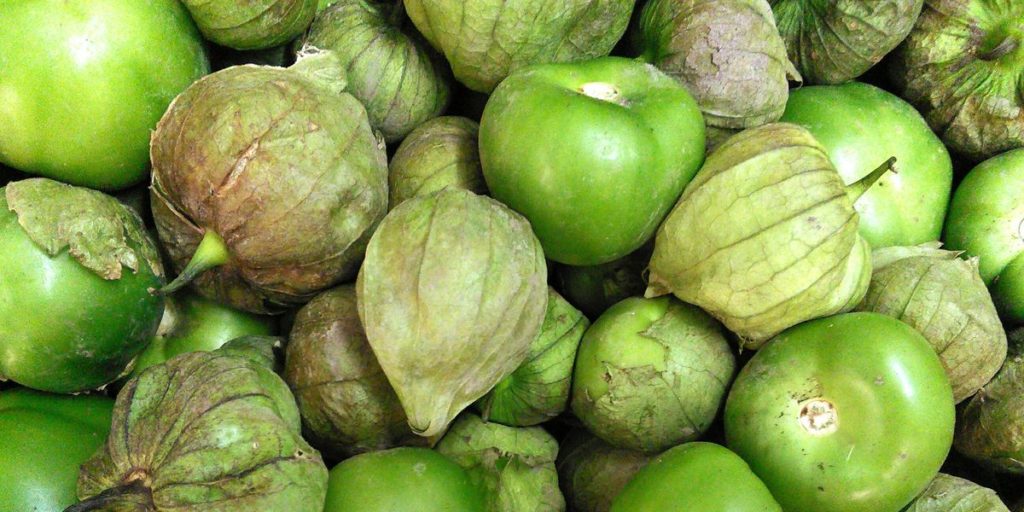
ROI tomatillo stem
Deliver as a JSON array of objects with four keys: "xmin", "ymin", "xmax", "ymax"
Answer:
[
  {"xmin": 159, "ymin": 230, "xmax": 230, "ymax": 295},
  {"xmin": 979, "ymin": 35, "xmax": 1019, "ymax": 61},
  {"xmin": 847, "ymin": 156, "xmax": 897, "ymax": 203}
]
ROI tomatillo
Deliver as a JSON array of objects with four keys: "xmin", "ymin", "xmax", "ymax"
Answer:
[
  {"xmin": 0, "ymin": 0, "xmax": 209, "ymax": 190},
  {"xmin": 0, "ymin": 388, "xmax": 113, "ymax": 512},
  {"xmin": 725, "ymin": 312, "xmax": 955, "ymax": 512},
  {"xmin": 130, "ymin": 293, "xmax": 276, "ymax": 377},
  {"xmin": 944, "ymin": 148, "xmax": 1024, "ymax": 324},
  {"xmin": 610, "ymin": 442, "xmax": 781, "ymax": 512},
  {"xmin": 323, "ymin": 447, "xmax": 485, "ymax": 512},
  {"xmin": 780, "ymin": 82, "xmax": 953, "ymax": 248},
  {"xmin": 480, "ymin": 56, "xmax": 706, "ymax": 266},
  {"xmin": 0, "ymin": 179, "xmax": 165, "ymax": 393}
]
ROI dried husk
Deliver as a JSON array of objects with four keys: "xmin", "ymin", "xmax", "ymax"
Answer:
[
  {"xmin": 955, "ymin": 329, "xmax": 1024, "ymax": 474},
  {"xmin": 556, "ymin": 430, "xmax": 653, "ymax": 512},
  {"xmin": 646, "ymin": 123, "xmax": 876, "ymax": 347},
  {"xmin": 182, "ymin": 0, "xmax": 318, "ymax": 50},
  {"xmin": 150, "ymin": 52, "xmax": 388, "ymax": 314},
  {"xmin": 475, "ymin": 288, "xmax": 588, "ymax": 427},
  {"xmin": 303, "ymin": 0, "xmax": 450, "ymax": 143},
  {"xmin": 388, "ymin": 116, "xmax": 486, "ymax": 209},
  {"xmin": 770, "ymin": 0, "xmax": 924, "ymax": 84},
  {"xmin": 356, "ymin": 188, "xmax": 548, "ymax": 437},
  {"xmin": 903, "ymin": 473, "xmax": 1008, "ymax": 512},
  {"xmin": 890, "ymin": 0, "xmax": 1024, "ymax": 161},
  {"xmin": 636, "ymin": 0, "xmax": 800, "ymax": 131},
  {"xmin": 72, "ymin": 348, "xmax": 328, "ymax": 511},
  {"xmin": 570, "ymin": 297, "xmax": 736, "ymax": 452},
  {"xmin": 284, "ymin": 285, "xmax": 424, "ymax": 461},
  {"xmin": 857, "ymin": 243, "xmax": 1007, "ymax": 402},
  {"xmin": 435, "ymin": 413, "xmax": 565, "ymax": 512},
  {"xmin": 403, "ymin": 0, "xmax": 634, "ymax": 92}
]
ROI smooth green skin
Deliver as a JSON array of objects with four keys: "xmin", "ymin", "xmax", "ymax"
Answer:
[
  {"xmin": 131, "ymin": 294, "xmax": 275, "ymax": 377},
  {"xmin": 323, "ymin": 447, "xmax": 486, "ymax": 512},
  {"xmin": 0, "ymin": 389, "xmax": 113, "ymax": 512},
  {"xmin": 0, "ymin": 206, "xmax": 164, "ymax": 393},
  {"xmin": 610, "ymin": 442, "xmax": 781, "ymax": 512},
  {"xmin": 725, "ymin": 313, "xmax": 955, "ymax": 512},
  {"xmin": 0, "ymin": 0, "xmax": 208, "ymax": 190},
  {"xmin": 944, "ymin": 148, "xmax": 1024, "ymax": 324},
  {"xmin": 480, "ymin": 57, "xmax": 706, "ymax": 266},
  {"xmin": 780, "ymin": 82, "xmax": 953, "ymax": 248}
]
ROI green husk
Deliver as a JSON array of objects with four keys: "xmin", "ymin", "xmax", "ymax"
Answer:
[
  {"xmin": 646, "ymin": 123, "xmax": 881, "ymax": 347},
  {"xmin": 435, "ymin": 413, "xmax": 565, "ymax": 512},
  {"xmin": 903, "ymin": 473, "xmax": 1008, "ymax": 512},
  {"xmin": 475, "ymin": 288, "xmax": 588, "ymax": 427},
  {"xmin": 302, "ymin": 0, "xmax": 450, "ymax": 143},
  {"xmin": 182, "ymin": 0, "xmax": 318, "ymax": 50},
  {"xmin": 356, "ymin": 188, "xmax": 548, "ymax": 437},
  {"xmin": 388, "ymin": 116, "xmax": 486, "ymax": 208},
  {"xmin": 556, "ymin": 430, "xmax": 653, "ymax": 512},
  {"xmin": 770, "ymin": 0, "xmax": 924, "ymax": 84},
  {"xmin": 72, "ymin": 346, "xmax": 328, "ymax": 511},
  {"xmin": 857, "ymin": 244, "xmax": 1007, "ymax": 402},
  {"xmin": 403, "ymin": 0, "xmax": 634, "ymax": 92}
]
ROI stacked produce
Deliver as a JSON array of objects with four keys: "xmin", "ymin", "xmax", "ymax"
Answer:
[{"xmin": 1, "ymin": 0, "xmax": 1023, "ymax": 511}]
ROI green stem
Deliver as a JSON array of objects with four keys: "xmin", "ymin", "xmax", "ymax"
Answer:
[
  {"xmin": 64, "ymin": 480, "xmax": 154, "ymax": 512},
  {"xmin": 846, "ymin": 157, "xmax": 897, "ymax": 203},
  {"xmin": 159, "ymin": 230, "xmax": 230, "ymax": 295},
  {"xmin": 979, "ymin": 34, "xmax": 1019, "ymax": 61}
]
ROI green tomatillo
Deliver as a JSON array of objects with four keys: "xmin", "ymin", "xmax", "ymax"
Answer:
[
  {"xmin": 944, "ymin": 148, "xmax": 1024, "ymax": 325},
  {"xmin": 0, "ymin": 179, "xmax": 165, "ymax": 393},
  {"xmin": 725, "ymin": 312, "xmax": 956, "ymax": 512},
  {"xmin": 181, "ymin": 0, "xmax": 318, "ymax": 50},
  {"xmin": 131, "ymin": 293, "xmax": 276, "ymax": 378},
  {"xmin": 780, "ymin": 82, "xmax": 953, "ymax": 248},
  {"xmin": 556, "ymin": 430, "xmax": 653, "ymax": 512},
  {"xmin": 610, "ymin": 442, "xmax": 781, "ymax": 512},
  {"xmin": 0, "ymin": 389, "xmax": 113, "ymax": 512},
  {"xmin": 0, "ymin": 0, "xmax": 209, "ymax": 190},
  {"xmin": 480, "ymin": 56, "xmax": 706, "ymax": 266},
  {"xmin": 903, "ymin": 473, "xmax": 1008, "ymax": 512},
  {"xmin": 388, "ymin": 116, "xmax": 486, "ymax": 209}
]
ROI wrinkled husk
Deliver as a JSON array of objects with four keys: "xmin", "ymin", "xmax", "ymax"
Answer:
[
  {"xmin": 356, "ymin": 188, "xmax": 548, "ymax": 437},
  {"xmin": 555, "ymin": 246, "xmax": 650, "ymax": 320},
  {"xmin": 636, "ymin": 0, "xmax": 800, "ymax": 131},
  {"xmin": 890, "ymin": 0, "xmax": 1024, "ymax": 161},
  {"xmin": 570, "ymin": 298, "xmax": 736, "ymax": 452},
  {"xmin": 73, "ymin": 348, "xmax": 328, "ymax": 511},
  {"xmin": 857, "ymin": 244, "xmax": 1007, "ymax": 402},
  {"xmin": 182, "ymin": 0, "xmax": 318, "ymax": 50},
  {"xmin": 475, "ymin": 288, "xmax": 588, "ymax": 427},
  {"xmin": 403, "ymin": 0, "xmax": 634, "ymax": 92},
  {"xmin": 435, "ymin": 413, "xmax": 565, "ymax": 512},
  {"xmin": 218, "ymin": 335, "xmax": 284, "ymax": 373},
  {"xmin": 956, "ymin": 329, "xmax": 1024, "ymax": 474},
  {"xmin": 556, "ymin": 430, "xmax": 652, "ymax": 512},
  {"xmin": 770, "ymin": 0, "xmax": 924, "ymax": 84},
  {"xmin": 646, "ymin": 123, "xmax": 873, "ymax": 347},
  {"xmin": 151, "ymin": 52, "xmax": 388, "ymax": 314},
  {"xmin": 284, "ymin": 285, "xmax": 424, "ymax": 461},
  {"xmin": 903, "ymin": 473, "xmax": 1008, "ymax": 512},
  {"xmin": 303, "ymin": 0, "xmax": 450, "ymax": 143},
  {"xmin": 388, "ymin": 116, "xmax": 486, "ymax": 208}
]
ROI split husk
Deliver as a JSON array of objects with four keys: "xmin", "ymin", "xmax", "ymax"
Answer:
[
  {"xmin": 356, "ymin": 188, "xmax": 548, "ymax": 437},
  {"xmin": 150, "ymin": 51, "xmax": 388, "ymax": 314}
]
